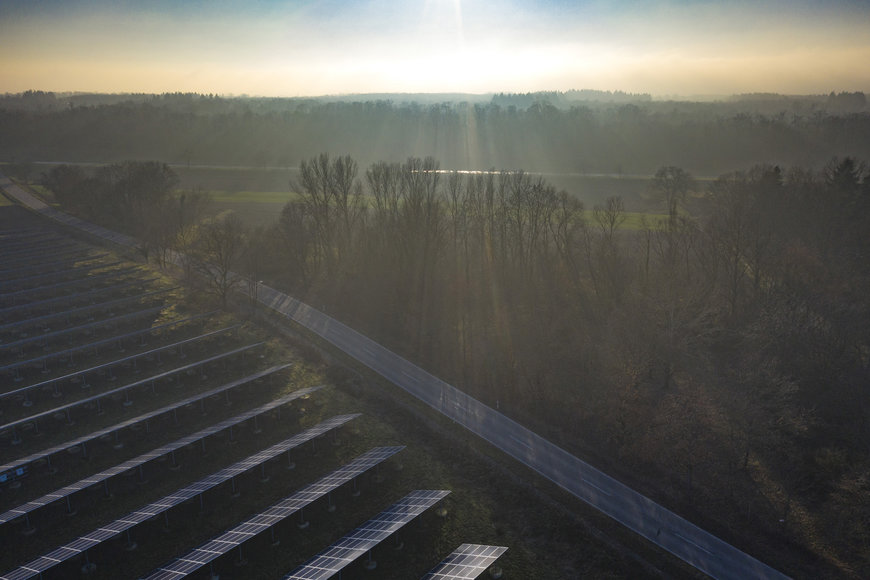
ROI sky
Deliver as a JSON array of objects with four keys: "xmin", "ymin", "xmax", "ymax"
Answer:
[{"xmin": 1, "ymin": 0, "xmax": 869, "ymax": 98}]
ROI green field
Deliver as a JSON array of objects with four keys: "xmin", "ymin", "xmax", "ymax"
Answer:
[
  {"xmin": 209, "ymin": 190, "xmax": 299, "ymax": 225},
  {"xmin": 209, "ymin": 189, "xmax": 673, "ymax": 230},
  {"xmin": 209, "ymin": 190, "xmax": 299, "ymax": 204},
  {"xmin": 9, "ymin": 162, "xmax": 686, "ymax": 228}
]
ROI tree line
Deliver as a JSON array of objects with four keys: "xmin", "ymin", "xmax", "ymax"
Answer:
[
  {"xmin": 40, "ymin": 153, "xmax": 870, "ymax": 577},
  {"xmin": 281, "ymin": 154, "xmax": 868, "ymax": 577},
  {"xmin": 3, "ymin": 91, "xmax": 869, "ymax": 176}
]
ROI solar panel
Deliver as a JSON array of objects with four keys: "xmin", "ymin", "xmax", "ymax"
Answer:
[
  {"xmin": 0, "ymin": 248, "xmax": 94, "ymax": 273},
  {"xmin": 0, "ymin": 229, "xmax": 64, "ymax": 243},
  {"xmin": 1, "ymin": 304, "xmax": 164, "ymax": 352},
  {"xmin": 0, "ymin": 363, "xmax": 293, "ymax": 483},
  {"xmin": 421, "ymin": 544, "xmax": 508, "ymax": 580},
  {"xmin": 143, "ymin": 446, "xmax": 405, "ymax": 580},
  {"xmin": 0, "ymin": 226, "xmax": 56, "ymax": 239},
  {"xmin": 0, "ymin": 287, "xmax": 175, "ymax": 336},
  {"xmin": 0, "ymin": 384, "xmax": 321, "ymax": 527},
  {"xmin": 0, "ymin": 260, "xmax": 123, "ymax": 292},
  {"xmin": 0, "ymin": 415, "xmax": 359, "ymax": 580},
  {"xmin": 0, "ymin": 239, "xmax": 70, "ymax": 258},
  {"xmin": 0, "ymin": 277, "xmax": 159, "ymax": 318},
  {"xmin": 0, "ymin": 342, "xmax": 265, "ymax": 442},
  {"xmin": 1, "ymin": 321, "xmax": 240, "ymax": 393},
  {"xmin": 2, "ymin": 183, "xmax": 138, "ymax": 249},
  {"xmin": 0, "ymin": 229, "xmax": 69, "ymax": 247},
  {"xmin": 0, "ymin": 266, "xmax": 138, "ymax": 303},
  {"xmin": 283, "ymin": 490, "xmax": 451, "ymax": 580}
]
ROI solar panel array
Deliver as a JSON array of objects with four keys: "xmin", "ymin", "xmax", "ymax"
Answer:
[
  {"xmin": 0, "ymin": 265, "xmax": 138, "ymax": 303},
  {"xmin": 143, "ymin": 446, "xmax": 405, "ymax": 580},
  {"xmin": 0, "ymin": 260, "xmax": 123, "ymax": 293},
  {"xmin": 1, "ymin": 304, "xmax": 164, "ymax": 352},
  {"xmin": 0, "ymin": 320, "xmax": 239, "ymax": 379},
  {"xmin": 0, "ymin": 385, "xmax": 321, "ymax": 527},
  {"xmin": 0, "ymin": 228, "xmax": 62, "ymax": 246},
  {"xmin": 0, "ymin": 342, "xmax": 265, "ymax": 442},
  {"xmin": 0, "ymin": 415, "xmax": 360, "ymax": 580},
  {"xmin": 1, "ymin": 319, "xmax": 240, "ymax": 405},
  {"xmin": 421, "ymin": 544, "xmax": 508, "ymax": 580},
  {"xmin": 0, "ymin": 363, "xmax": 293, "ymax": 483},
  {"xmin": 0, "ymin": 278, "xmax": 157, "ymax": 318},
  {"xmin": 0, "ymin": 180, "xmax": 136, "ymax": 248},
  {"xmin": 283, "ymin": 489, "xmax": 451, "ymax": 580},
  {"xmin": 0, "ymin": 249, "xmax": 96, "ymax": 275},
  {"xmin": 1, "ymin": 179, "xmax": 508, "ymax": 579},
  {"xmin": 0, "ymin": 287, "xmax": 174, "ymax": 335}
]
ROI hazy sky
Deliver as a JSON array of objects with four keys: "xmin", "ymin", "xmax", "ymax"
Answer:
[{"xmin": 1, "ymin": 0, "xmax": 869, "ymax": 97}]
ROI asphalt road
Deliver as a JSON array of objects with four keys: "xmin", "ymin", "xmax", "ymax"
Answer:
[{"xmin": 1, "ymin": 173, "xmax": 790, "ymax": 580}]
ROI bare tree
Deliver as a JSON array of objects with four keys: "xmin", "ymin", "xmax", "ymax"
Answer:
[
  {"xmin": 294, "ymin": 153, "xmax": 365, "ymax": 276},
  {"xmin": 651, "ymin": 165, "xmax": 692, "ymax": 219},
  {"xmin": 707, "ymin": 166, "xmax": 778, "ymax": 318},
  {"xmin": 593, "ymin": 195, "xmax": 626, "ymax": 242},
  {"xmin": 191, "ymin": 211, "xmax": 247, "ymax": 308},
  {"xmin": 276, "ymin": 201, "xmax": 316, "ymax": 292}
]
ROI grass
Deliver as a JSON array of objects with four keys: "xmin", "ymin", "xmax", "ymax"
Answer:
[
  {"xmin": 583, "ymin": 210, "xmax": 670, "ymax": 230},
  {"xmin": 205, "ymin": 188, "xmax": 678, "ymax": 231},
  {"xmin": 25, "ymin": 184, "xmax": 56, "ymax": 203},
  {"xmin": 208, "ymin": 190, "xmax": 299, "ymax": 204},
  {"xmin": 206, "ymin": 190, "xmax": 299, "ymax": 225}
]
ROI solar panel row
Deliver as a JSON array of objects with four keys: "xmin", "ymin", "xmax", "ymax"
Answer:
[
  {"xmin": 0, "ymin": 181, "xmax": 133, "ymax": 247},
  {"xmin": 0, "ymin": 414, "xmax": 360, "ymax": 580},
  {"xmin": 0, "ymin": 247, "xmax": 93, "ymax": 273},
  {"xmin": 0, "ymin": 323, "xmax": 245, "ymax": 406},
  {"xmin": 421, "ymin": 544, "xmax": 508, "ymax": 580},
  {"xmin": 0, "ymin": 287, "xmax": 175, "ymax": 335},
  {"xmin": 0, "ymin": 385, "xmax": 321, "ymax": 527},
  {"xmin": 0, "ymin": 363, "xmax": 294, "ymax": 480},
  {"xmin": 0, "ymin": 225, "xmax": 45, "ymax": 234},
  {"xmin": 0, "ymin": 241, "xmax": 75, "ymax": 260},
  {"xmin": 283, "ymin": 489, "xmax": 451, "ymax": 580},
  {"xmin": 0, "ymin": 278, "xmax": 158, "ymax": 318},
  {"xmin": 144, "ymin": 446, "xmax": 405, "ymax": 580},
  {"xmin": 0, "ymin": 265, "xmax": 138, "ymax": 302},
  {"xmin": 0, "ymin": 260, "xmax": 123, "ymax": 292},
  {"xmin": 0, "ymin": 227, "xmax": 54, "ymax": 240},
  {"xmin": 0, "ymin": 228, "xmax": 68, "ymax": 246},
  {"xmin": 0, "ymin": 342, "xmax": 265, "ymax": 442},
  {"xmin": 1, "ymin": 322, "xmax": 241, "ymax": 390},
  {"xmin": 1, "ymin": 304, "xmax": 164, "ymax": 352},
  {"xmin": 47, "ymin": 209, "xmax": 138, "ymax": 248}
]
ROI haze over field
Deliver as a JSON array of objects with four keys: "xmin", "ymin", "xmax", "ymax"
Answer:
[{"xmin": 1, "ymin": 0, "xmax": 869, "ymax": 97}]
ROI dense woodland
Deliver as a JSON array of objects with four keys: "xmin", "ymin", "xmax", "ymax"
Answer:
[
  {"xmin": 33, "ymin": 148, "xmax": 870, "ymax": 577},
  {"xmin": 2, "ymin": 90, "xmax": 869, "ymax": 176}
]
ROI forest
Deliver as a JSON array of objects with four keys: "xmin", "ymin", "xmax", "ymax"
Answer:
[
  {"xmin": 3, "ymin": 89, "xmax": 869, "ymax": 576},
  {"xmin": 29, "ymin": 147, "xmax": 870, "ymax": 577},
  {"xmin": 1, "ymin": 89, "xmax": 869, "ymax": 176}
]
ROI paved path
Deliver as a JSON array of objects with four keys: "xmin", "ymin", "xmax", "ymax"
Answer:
[{"xmin": 0, "ymin": 173, "xmax": 789, "ymax": 579}]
